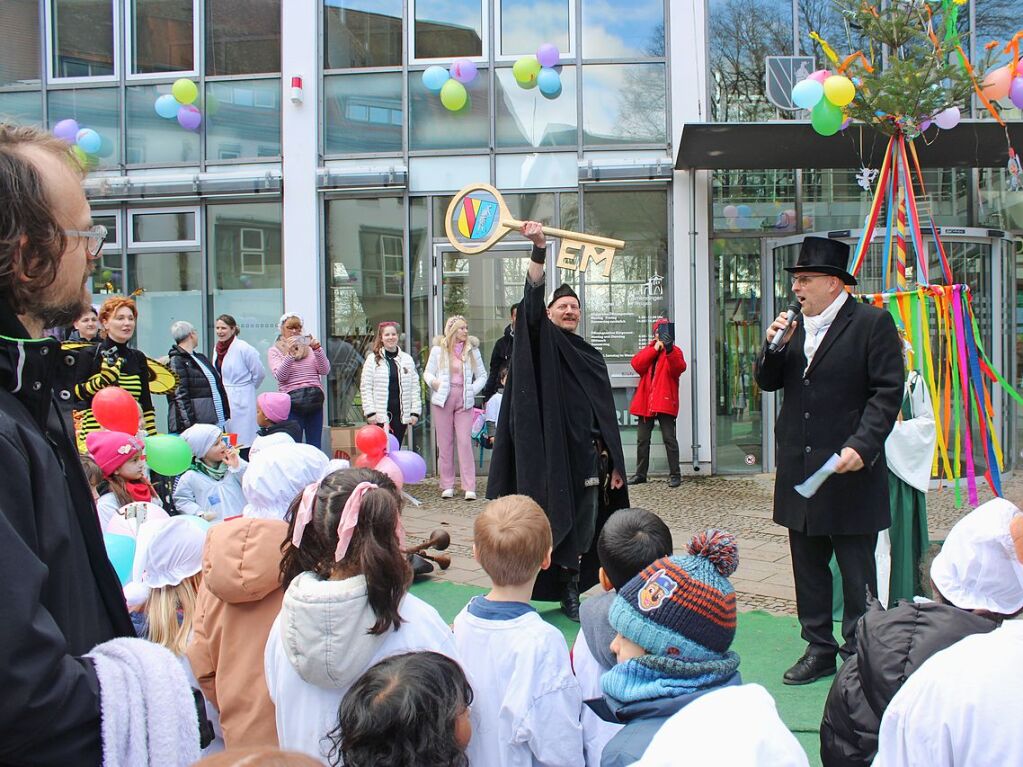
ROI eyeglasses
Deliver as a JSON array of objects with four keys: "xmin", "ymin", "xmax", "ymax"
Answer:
[
  {"xmin": 65, "ymin": 224, "xmax": 108, "ymax": 258},
  {"xmin": 791, "ymin": 274, "xmax": 829, "ymax": 287}
]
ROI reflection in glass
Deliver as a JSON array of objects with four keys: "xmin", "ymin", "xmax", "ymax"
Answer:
[
  {"xmin": 0, "ymin": 91, "xmax": 43, "ymax": 127},
  {"xmin": 126, "ymin": 84, "xmax": 199, "ymax": 165},
  {"xmin": 500, "ymin": 0, "xmax": 569, "ymax": 55},
  {"xmin": 710, "ymin": 0, "xmax": 792, "ymax": 122},
  {"xmin": 326, "ymin": 197, "xmax": 406, "ymax": 425},
  {"xmin": 324, "ymin": 73, "xmax": 402, "ymax": 154},
  {"xmin": 53, "ymin": 0, "xmax": 115, "ymax": 77},
  {"xmin": 414, "ymin": 0, "xmax": 483, "ymax": 59},
  {"xmin": 712, "ymin": 169, "xmax": 796, "ymax": 234},
  {"xmin": 207, "ymin": 202, "xmax": 282, "ymax": 396},
  {"xmin": 580, "ymin": 189, "xmax": 669, "ymax": 363},
  {"xmin": 582, "ymin": 64, "xmax": 666, "ymax": 145},
  {"xmin": 324, "ymin": 0, "xmax": 402, "ymax": 68},
  {"xmin": 409, "ymin": 70, "xmax": 490, "ymax": 150},
  {"xmin": 978, "ymin": 167, "xmax": 1023, "ymax": 231},
  {"xmin": 0, "ymin": 1, "xmax": 40, "ymax": 85},
  {"xmin": 495, "ymin": 67, "xmax": 577, "ymax": 148},
  {"xmin": 89, "ymin": 213, "xmax": 122, "ymax": 300},
  {"xmin": 582, "ymin": 0, "xmax": 663, "ymax": 58},
  {"xmin": 131, "ymin": 0, "xmax": 194, "ymax": 74},
  {"xmin": 132, "ymin": 211, "xmax": 196, "ymax": 242},
  {"xmin": 409, "ymin": 197, "xmax": 430, "ymax": 456},
  {"xmin": 206, "ymin": 0, "xmax": 281, "ymax": 75},
  {"xmin": 48, "ymin": 88, "xmax": 120, "ymax": 169},
  {"xmin": 974, "ymin": 0, "xmax": 1020, "ymax": 120},
  {"xmin": 206, "ymin": 79, "xmax": 282, "ymax": 160}
]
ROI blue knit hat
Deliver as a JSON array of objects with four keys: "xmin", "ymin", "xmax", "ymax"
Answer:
[{"xmin": 609, "ymin": 530, "xmax": 739, "ymax": 658}]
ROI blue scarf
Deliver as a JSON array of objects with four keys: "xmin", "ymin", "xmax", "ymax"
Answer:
[{"xmin": 601, "ymin": 650, "xmax": 740, "ymax": 704}]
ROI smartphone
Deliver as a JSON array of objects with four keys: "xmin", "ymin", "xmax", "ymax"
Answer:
[{"xmin": 657, "ymin": 321, "xmax": 675, "ymax": 345}]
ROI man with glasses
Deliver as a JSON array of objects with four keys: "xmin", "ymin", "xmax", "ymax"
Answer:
[{"xmin": 755, "ymin": 236, "xmax": 903, "ymax": 685}]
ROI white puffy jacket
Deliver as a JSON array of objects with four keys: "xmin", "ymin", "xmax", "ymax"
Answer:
[
  {"xmin": 360, "ymin": 350, "xmax": 422, "ymax": 425},
  {"xmin": 423, "ymin": 336, "xmax": 487, "ymax": 410}
]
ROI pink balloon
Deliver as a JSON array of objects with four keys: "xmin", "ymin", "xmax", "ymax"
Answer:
[
  {"xmin": 373, "ymin": 455, "xmax": 404, "ymax": 490},
  {"xmin": 390, "ymin": 450, "xmax": 427, "ymax": 485},
  {"xmin": 809, "ymin": 69, "xmax": 830, "ymax": 84},
  {"xmin": 982, "ymin": 65, "xmax": 1013, "ymax": 102},
  {"xmin": 449, "ymin": 58, "xmax": 477, "ymax": 84}
]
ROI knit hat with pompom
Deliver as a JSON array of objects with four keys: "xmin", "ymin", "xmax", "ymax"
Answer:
[{"xmin": 609, "ymin": 529, "xmax": 739, "ymax": 657}]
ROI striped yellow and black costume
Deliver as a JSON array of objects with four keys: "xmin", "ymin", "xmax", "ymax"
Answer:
[{"xmin": 74, "ymin": 339, "xmax": 157, "ymax": 452}]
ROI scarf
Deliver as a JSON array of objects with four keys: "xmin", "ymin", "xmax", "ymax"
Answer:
[
  {"xmin": 192, "ymin": 458, "xmax": 228, "ymax": 482},
  {"xmin": 802, "ymin": 290, "xmax": 848, "ymax": 374},
  {"xmin": 214, "ymin": 335, "xmax": 234, "ymax": 371},
  {"xmin": 125, "ymin": 479, "xmax": 153, "ymax": 503},
  {"xmin": 601, "ymin": 650, "xmax": 740, "ymax": 704}
]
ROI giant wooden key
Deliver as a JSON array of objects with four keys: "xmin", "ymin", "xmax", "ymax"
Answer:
[{"xmin": 444, "ymin": 183, "xmax": 626, "ymax": 277}]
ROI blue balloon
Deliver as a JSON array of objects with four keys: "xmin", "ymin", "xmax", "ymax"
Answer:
[
  {"xmin": 154, "ymin": 94, "xmax": 180, "ymax": 119},
  {"xmin": 75, "ymin": 128, "xmax": 102, "ymax": 155},
  {"xmin": 103, "ymin": 533, "xmax": 136, "ymax": 586},
  {"xmin": 791, "ymin": 78, "xmax": 824, "ymax": 110},
  {"xmin": 736, "ymin": 204, "xmax": 753, "ymax": 218},
  {"xmin": 422, "ymin": 65, "xmax": 450, "ymax": 93},
  {"xmin": 537, "ymin": 68, "xmax": 562, "ymax": 98}
]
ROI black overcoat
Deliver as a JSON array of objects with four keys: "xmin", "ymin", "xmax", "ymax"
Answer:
[{"xmin": 754, "ymin": 297, "xmax": 903, "ymax": 535}]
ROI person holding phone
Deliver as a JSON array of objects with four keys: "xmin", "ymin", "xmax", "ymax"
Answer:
[
  {"xmin": 268, "ymin": 313, "xmax": 330, "ymax": 451},
  {"xmin": 628, "ymin": 318, "xmax": 687, "ymax": 488}
]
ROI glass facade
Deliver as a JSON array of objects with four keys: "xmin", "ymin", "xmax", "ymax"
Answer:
[
  {"xmin": 206, "ymin": 0, "xmax": 281, "ymax": 76},
  {"xmin": 413, "ymin": 0, "xmax": 483, "ymax": 59},
  {"xmin": 1, "ymin": 1, "xmax": 41, "ymax": 86},
  {"xmin": 324, "ymin": 0, "xmax": 402, "ymax": 69},
  {"xmin": 52, "ymin": 0, "xmax": 115, "ymax": 78},
  {"xmin": 130, "ymin": 0, "xmax": 194, "ymax": 75}
]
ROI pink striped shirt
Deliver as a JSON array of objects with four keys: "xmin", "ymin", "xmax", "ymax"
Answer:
[{"xmin": 268, "ymin": 345, "xmax": 331, "ymax": 393}]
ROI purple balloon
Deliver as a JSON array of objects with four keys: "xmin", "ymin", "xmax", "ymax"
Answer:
[
  {"xmin": 536, "ymin": 43, "xmax": 560, "ymax": 69},
  {"xmin": 919, "ymin": 118, "xmax": 933, "ymax": 132},
  {"xmin": 1010, "ymin": 76, "xmax": 1023, "ymax": 110},
  {"xmin": 390, "ymin": 450, "xmax": 427, "ymax": 485},
  {"xmin": 840, "ymin": 117, "xmax": 851, "ymax": 131},
  {"xmin": 386, "ymin": 431, "xmax": 400, "ymax": 454},
  {"xmin": 53, "ymin": 118, "xmax": 80, "ymax": 143},
  {"xmin": 177, "ymin": 105, "xmax": 202, "ymax": 131},
  {"xmin": 450, "ymin": 58, "xmax": 477, "ymax": 84}
]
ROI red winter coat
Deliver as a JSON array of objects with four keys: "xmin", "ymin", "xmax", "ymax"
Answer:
[{"xmin": 629, "ymin": 343, "xmax": 687, "ymax": 418}]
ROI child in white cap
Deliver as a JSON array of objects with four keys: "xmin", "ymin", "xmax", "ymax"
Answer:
[{"xmin": 173, "ymin": 424, "xmax": 247, "ymax": 522}]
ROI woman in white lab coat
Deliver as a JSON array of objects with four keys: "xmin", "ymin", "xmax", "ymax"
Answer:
[{"xmin": 213, "ymin": 314, "xmax": 266, "ymax": 446}]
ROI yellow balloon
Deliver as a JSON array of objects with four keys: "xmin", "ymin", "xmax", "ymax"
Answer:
[
  {"xmin": 440, "ymin": 79, "xmax": 468, "ymax": 111},
  {"xmin": 823, "ymin": 75, "xmax": 855, "ymax": 107},
  {"xmin": 172, "ymin": 78, "xmax": 199, "ymax": 105}
]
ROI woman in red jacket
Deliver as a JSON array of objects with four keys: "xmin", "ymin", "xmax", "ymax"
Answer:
[{"xmin": 629, "ymin": 318, "xmax": 687, "ymax": 487}]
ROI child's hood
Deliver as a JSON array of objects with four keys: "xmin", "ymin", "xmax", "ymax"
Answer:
[
  {"xmin": 278, "ymin": 571, "xmax": 386, "ymax": 688},
  {"xmin": 202, "ymin": 518, "xmax": 287, "ymax": 604}
]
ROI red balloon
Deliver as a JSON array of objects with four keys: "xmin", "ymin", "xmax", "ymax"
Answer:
[
  {"xmin": 354, "ymin": 452, "xmax": 375, "ymax": 469},
  {"xmin": 355, "ymin": 425, "xmax": 388, "ymax": 456},
  {"xmin": 92, "ymin": 387, "xmax": 140, "ymax": 434}
]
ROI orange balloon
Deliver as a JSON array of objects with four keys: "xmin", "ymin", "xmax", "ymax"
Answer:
[{"xmin": 982, "ymin": 65, "xmax": 1013, "ymax": 102}]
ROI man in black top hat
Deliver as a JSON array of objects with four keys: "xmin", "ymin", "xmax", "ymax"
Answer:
[
  {"xmin": 755, "ymin": 236, "xmax": 903, "ymax": 685},
  {"xmin": 487, "ymin": 221, "xmax": 629, "ymax": 621}
]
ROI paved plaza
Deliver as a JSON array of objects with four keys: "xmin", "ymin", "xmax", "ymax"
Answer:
[{"xmin": 402, "ymin": 471, "xmax": 1023, "ymax": 614}]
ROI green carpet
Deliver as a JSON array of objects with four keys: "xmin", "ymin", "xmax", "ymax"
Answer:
[{"xmin": 411, "ymin": 580, "xmax": 829, "ymax": 767}]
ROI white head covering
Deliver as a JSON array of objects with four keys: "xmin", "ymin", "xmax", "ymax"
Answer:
[
  {"xmin": 242, "ymin": 443, "xmax": 330, "ymax": 520},
  {"xmin": 139, "ymin": 516, "xmax": 206, "ymax": 588},
  {"xmin": 248, "ymin": 431, "xmax": 295, "ymax": 458},
  {"xmin": 122, "ymin": 516, "xmax": 170, "ymax": 608},
  {"xmin": 930, "ymin": 497, "xmax": 1023, "ymax": 614},
  {"xmin": 279, "ymin": 312, "xmax": 303, "ymax": 328},
  {"xmin": 180, "ymin": 423, "xmax": 222, "ymax": 460}
]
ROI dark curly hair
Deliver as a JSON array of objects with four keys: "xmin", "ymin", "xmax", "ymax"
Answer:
[
  {"xmin": 0, "ymin": 124, "xmax": 82, "ymax": 318},
  {"xmin": 279, "ymin": 467, "xmax": 411, "ymax": 634},
  {"xmin": 327, "ymin": 651, "xmax": 473, "ymax": 767}
]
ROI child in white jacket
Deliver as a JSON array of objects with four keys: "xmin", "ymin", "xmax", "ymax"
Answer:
[{"xmin": 174, "ymin": 424, "xmax": 246, "ymax": 522}]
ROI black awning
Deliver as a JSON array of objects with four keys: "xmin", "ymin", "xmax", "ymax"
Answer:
[{"xmin": 675, "ymin": 120, "xmax": 1023, "ymax": 170}]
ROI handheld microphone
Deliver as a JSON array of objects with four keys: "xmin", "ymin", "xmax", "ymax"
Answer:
[{"xmin": 768, "ymin": 301, "xmax": 801, "ymax": 352}]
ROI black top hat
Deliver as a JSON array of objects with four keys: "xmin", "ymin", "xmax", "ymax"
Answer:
[{"xmin": 784, "ymin": 236, "xmax": 857, "ymax": 286}]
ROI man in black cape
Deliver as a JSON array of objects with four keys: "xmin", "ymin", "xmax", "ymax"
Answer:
[{"xmin": 487, "ymin": 221, "xmax": 629, "ymax": 620}]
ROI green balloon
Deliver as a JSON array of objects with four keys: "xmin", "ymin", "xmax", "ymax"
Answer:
[
  {"xmin": 811, "ymin": 99, "xmax": 843, "ymax": 136},
  {"xmin": 440, "ymin": 79, "xmax": 468, "ymax": 111},
  {"xmin": 145, "ymin": 434, "xmax": 193, "ymax": 476}
]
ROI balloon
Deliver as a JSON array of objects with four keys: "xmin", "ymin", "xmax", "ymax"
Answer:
[
  {"xmin": 423, "ymin": 65, "xmax": 450, "ymax": 92},
  {"xmin": 172, "ymin": 78, "xmax": 199, "ymax": 105},
  {"xmin": 93, "ymin": 387, "xmax": 141, "ymax": 433},
  {"xmin": 810, "ymin": 98, "xmax": 843, "ymax": 136},
  {"xmin": 440, "ymin": 79, "xmax": 468, "ymax": 111},
  {"xmin": 791, "ymin": 78, "xmax": 824, "ymax": 109},
  {"xmin": 100, "ymin": 268, "xmax": 113, "ymax": 281},
  {"xmin": 390, "ymin": 450, "xmax": 427, "ymax": 485},
  {"xmin": 373, "ymin": 455, "xmax": 404, "ymax": 490},
  {"xmin": 97, "ymin": 134, "xmax": 115, "ymax": 158},
  {"xmin": 512, "ymin": 55, "xmax": 541, "ymax": 86},
  {"xmin": 919, "ymin": 118, "xmax": 933, "ymax": 132},
  {"xmin": 537, "ymin": 43, "xmax": 560, "ymax": 68},
  {"xmin": 177, "ymin": 105, "xmax": 202, "ymax": 131},
  {"xmin": 808, "ymin": 69, "xmax": 830, "ymax": 84},
  {"xmin": 840, "ymin": 117, "xmax": 851, "ymax": 131},
  {"xmin": 823, "ymin": 75, "xmax": 855, "ymax": 107},
  {"xmin": 537, "ymin": 68, "xmax": 562, "ymax": 98},
  {"xmin": 981, "ymin": 65, "xmax": 1012, "ymax": 102},
  {"xmin": 53, "ymin": 118, "xmax": 79, "ymax": 143},
  {"xmin": 144, "ymin": 434, "xmax": 193, "ymax": 476},
  {"xmin": 1010, "ymin": 77, "xmax": 1023, "ymax": 110},
  {"xmin": 154, "ymin": 93, "xmax": 180, "ymax": 119},
  {"xmin": 933, "ymin": 106, "xmax": 960, "ymax": 130},
  {"xmin": 355, "ymin": 424, "xmax": 388, "ymax": 455},
  {"xmin": 75, "ymin": 128, "xmax": 101, "ymax": 155},
  {"xmin": 70, "ymin": 145, "xmax": 92, "ymax": 169},
  {"xmin": 386, "ymin": 432, "xmax": 400, "ymax": 454},
  {"xmin": 450, "ymin": 58, "xmax": 477, "ymax": 84},
  {"xmin": 722, "ymin": 205, "xmax": 738, "ymax": 218},
  {"xmin": 354, "ymin": 452, "xmax": 375, "ymax": 469},
  {"xmin": 103, "ymin": 533, "xmax": 136, "ymax": 585},
  {"xmin": 736, "ymin": 204, "xmax": 752, "ymax": 218}
]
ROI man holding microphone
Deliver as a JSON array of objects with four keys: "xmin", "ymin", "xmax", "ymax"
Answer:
[{"xmin": 755, "ymin": 237, "xmax": 903, "ymax": 685}]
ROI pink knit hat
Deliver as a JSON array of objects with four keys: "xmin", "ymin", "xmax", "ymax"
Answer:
[
  {"xmin": 86, "ymin": 430, "xmax": 145, "ymax": 477},
  {"xmin": 258, "ymin": 391, "xmax": 292, "ymax": 423}
]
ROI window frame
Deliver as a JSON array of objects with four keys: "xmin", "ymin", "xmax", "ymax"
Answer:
[
  {"xmin": 124, "ymin": 0, "xmax": 201, "ymax": 81},
  {"xmin": 127, "ymin": 206, "xmax": 201, "ymax": 249},
  {"xmin": 492, "ymin": 0, "xmax": 575, "ymax": 62},
  {"xmin": 45, "ymin": 0, "xmax": 121, "ymax": 84},
  {"xmin": 408, "ymin": 0, "xmax": 489, "ymax": 65}
]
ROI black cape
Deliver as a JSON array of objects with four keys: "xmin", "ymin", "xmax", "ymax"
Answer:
[{"xmin": 487, "ymin": 276, "xmax": 629, "ymax": 600}]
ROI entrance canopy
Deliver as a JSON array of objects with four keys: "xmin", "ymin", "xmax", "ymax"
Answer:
[{"xmin": 675, "ymin": 120, "xmax": 1023, "ymax": 170}]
